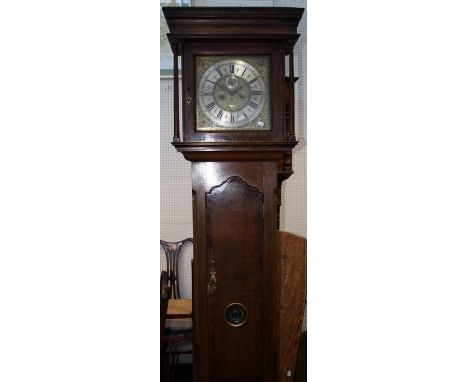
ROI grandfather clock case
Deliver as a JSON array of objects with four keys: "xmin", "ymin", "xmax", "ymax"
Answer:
[{"xmin": 163, "ymin": 7, "xmax": 304, "ymax": 382}]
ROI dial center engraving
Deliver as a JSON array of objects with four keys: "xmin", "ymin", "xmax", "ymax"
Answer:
[{"xmin": 214, "ymin": 75, "xmax": 251, "ymax": 112}]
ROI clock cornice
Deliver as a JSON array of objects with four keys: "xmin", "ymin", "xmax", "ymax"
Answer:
[{"xmin": 163, "ymin": 7, "xmax": 304, "ymax": 38}]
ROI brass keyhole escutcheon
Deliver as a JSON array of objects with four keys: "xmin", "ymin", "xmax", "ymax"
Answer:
[
  {"xmin": 185, "ymin": 96, "xmax": 192, "ymax": 105},
  {"xmin": 207, "ymin": 270, "xmax": 217, "ymax": 295}
]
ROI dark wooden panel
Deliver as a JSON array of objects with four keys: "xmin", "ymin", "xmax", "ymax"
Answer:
[
  {"xmin": 206, "ymin": 176, "xmax": 264, "ymax": 382},
  {"xmin": 191, "ymin": 161, "xmax": 278, "ymax": 382}
]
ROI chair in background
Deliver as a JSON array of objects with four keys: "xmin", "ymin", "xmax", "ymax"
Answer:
[
  {"xmin": 160, "ymin": 238, "xmax": 193, "ymax": 299},
  {"xmin": 160, "ymin": 238, "xmax": 194, "ymax": 380},
  {"xmin": 160, "ymin": 271, "xmax": 171, "ymax": 382},
  {"xmin": 161, "ymin": 270, "xmax": 193, "ymax": 382},
  {"xmin": 160, "ymin": 238, "xmax": 193, "ymax": 324},
  {"xmin": 278, "ymin": 231, "xmax": 307, "ymax": 381}
]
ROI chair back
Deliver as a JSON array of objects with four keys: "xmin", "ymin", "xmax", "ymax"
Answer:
[{"xmin": 160, "ymin": 238, "xmax": 193, "ymax": 299}]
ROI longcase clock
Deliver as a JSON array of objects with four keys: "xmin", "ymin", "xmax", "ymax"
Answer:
[{"xmin": 163, "ymin": 7, "xmax": 304, "ymax": 382}]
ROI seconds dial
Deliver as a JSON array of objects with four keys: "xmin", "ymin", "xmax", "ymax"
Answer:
[{"xmin": 198, "ymin": 59, "xmax": 266, "ymax": 129}]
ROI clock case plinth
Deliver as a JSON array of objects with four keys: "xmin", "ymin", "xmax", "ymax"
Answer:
[{"xmin": 163, "ymin": 7, "xmax": 304, "ymax": 382}]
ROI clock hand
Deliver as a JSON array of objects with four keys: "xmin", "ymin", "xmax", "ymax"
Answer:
[
  {"xmin": 237, "ymin": 83, "xmax": 249, "ymax": 92},
  {"xmin": 217, "ymin": 81, "xmax": 239, "ymax": 98},
  {"xmin": 215, "ymin": 81, "xmax": 228, "ymax": 92}
]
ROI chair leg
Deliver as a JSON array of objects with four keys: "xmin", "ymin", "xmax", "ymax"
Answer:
[
  {"xmin": 169, "ymin": 348, "xmax": 176, "ymax": 382},
  {"xmin": 161, "ymin": 345, "xmax": 170, "ymax": 382},
  {"xmin": 175, "ymin": 354, "xmax": 180, "ymax": 381}
]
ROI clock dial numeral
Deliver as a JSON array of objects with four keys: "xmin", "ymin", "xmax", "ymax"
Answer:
[
  {"xmin": 215, "ymin": 66, "xmax": 223, "ymax": 77},
  {"xmin": 251, "ymin": 90, "xmax": 262, "ymax": 96},
  {"xmin": 248, "ymin": 78, "xmax": 258, "ymax": 84},
  {"xmin": 230, "ymin": 113, "xmax": 235, "ymax": 123},
  {"xmin": 203, "ymin": 92, "xmax": 214, "ymax": 96},
  {"xmin": 243, "ymin": 112, "xmax": 248, "ymax": 119},
  {"xmin": 206, "ymin": 101, "xmax": 216, "ymax": 111},
  {"xmin": 217, "ymin": 110, "xmax": 223, "ymax": 119},
  {"xmin": 241, "ymin": 67, "xmax": 247, "ymax": 77},
  {"xmin": 229, "ymin": 64, "xmax": 234, "ymax": 73},
  {"xmin": 248, "ymin": 100, "xmax": 259, "ymax": 109}
]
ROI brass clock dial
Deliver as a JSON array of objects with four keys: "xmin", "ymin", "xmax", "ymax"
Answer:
[{"xmin": 196, "ymin": 56, "xmax": 271, "ymax": 131}]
